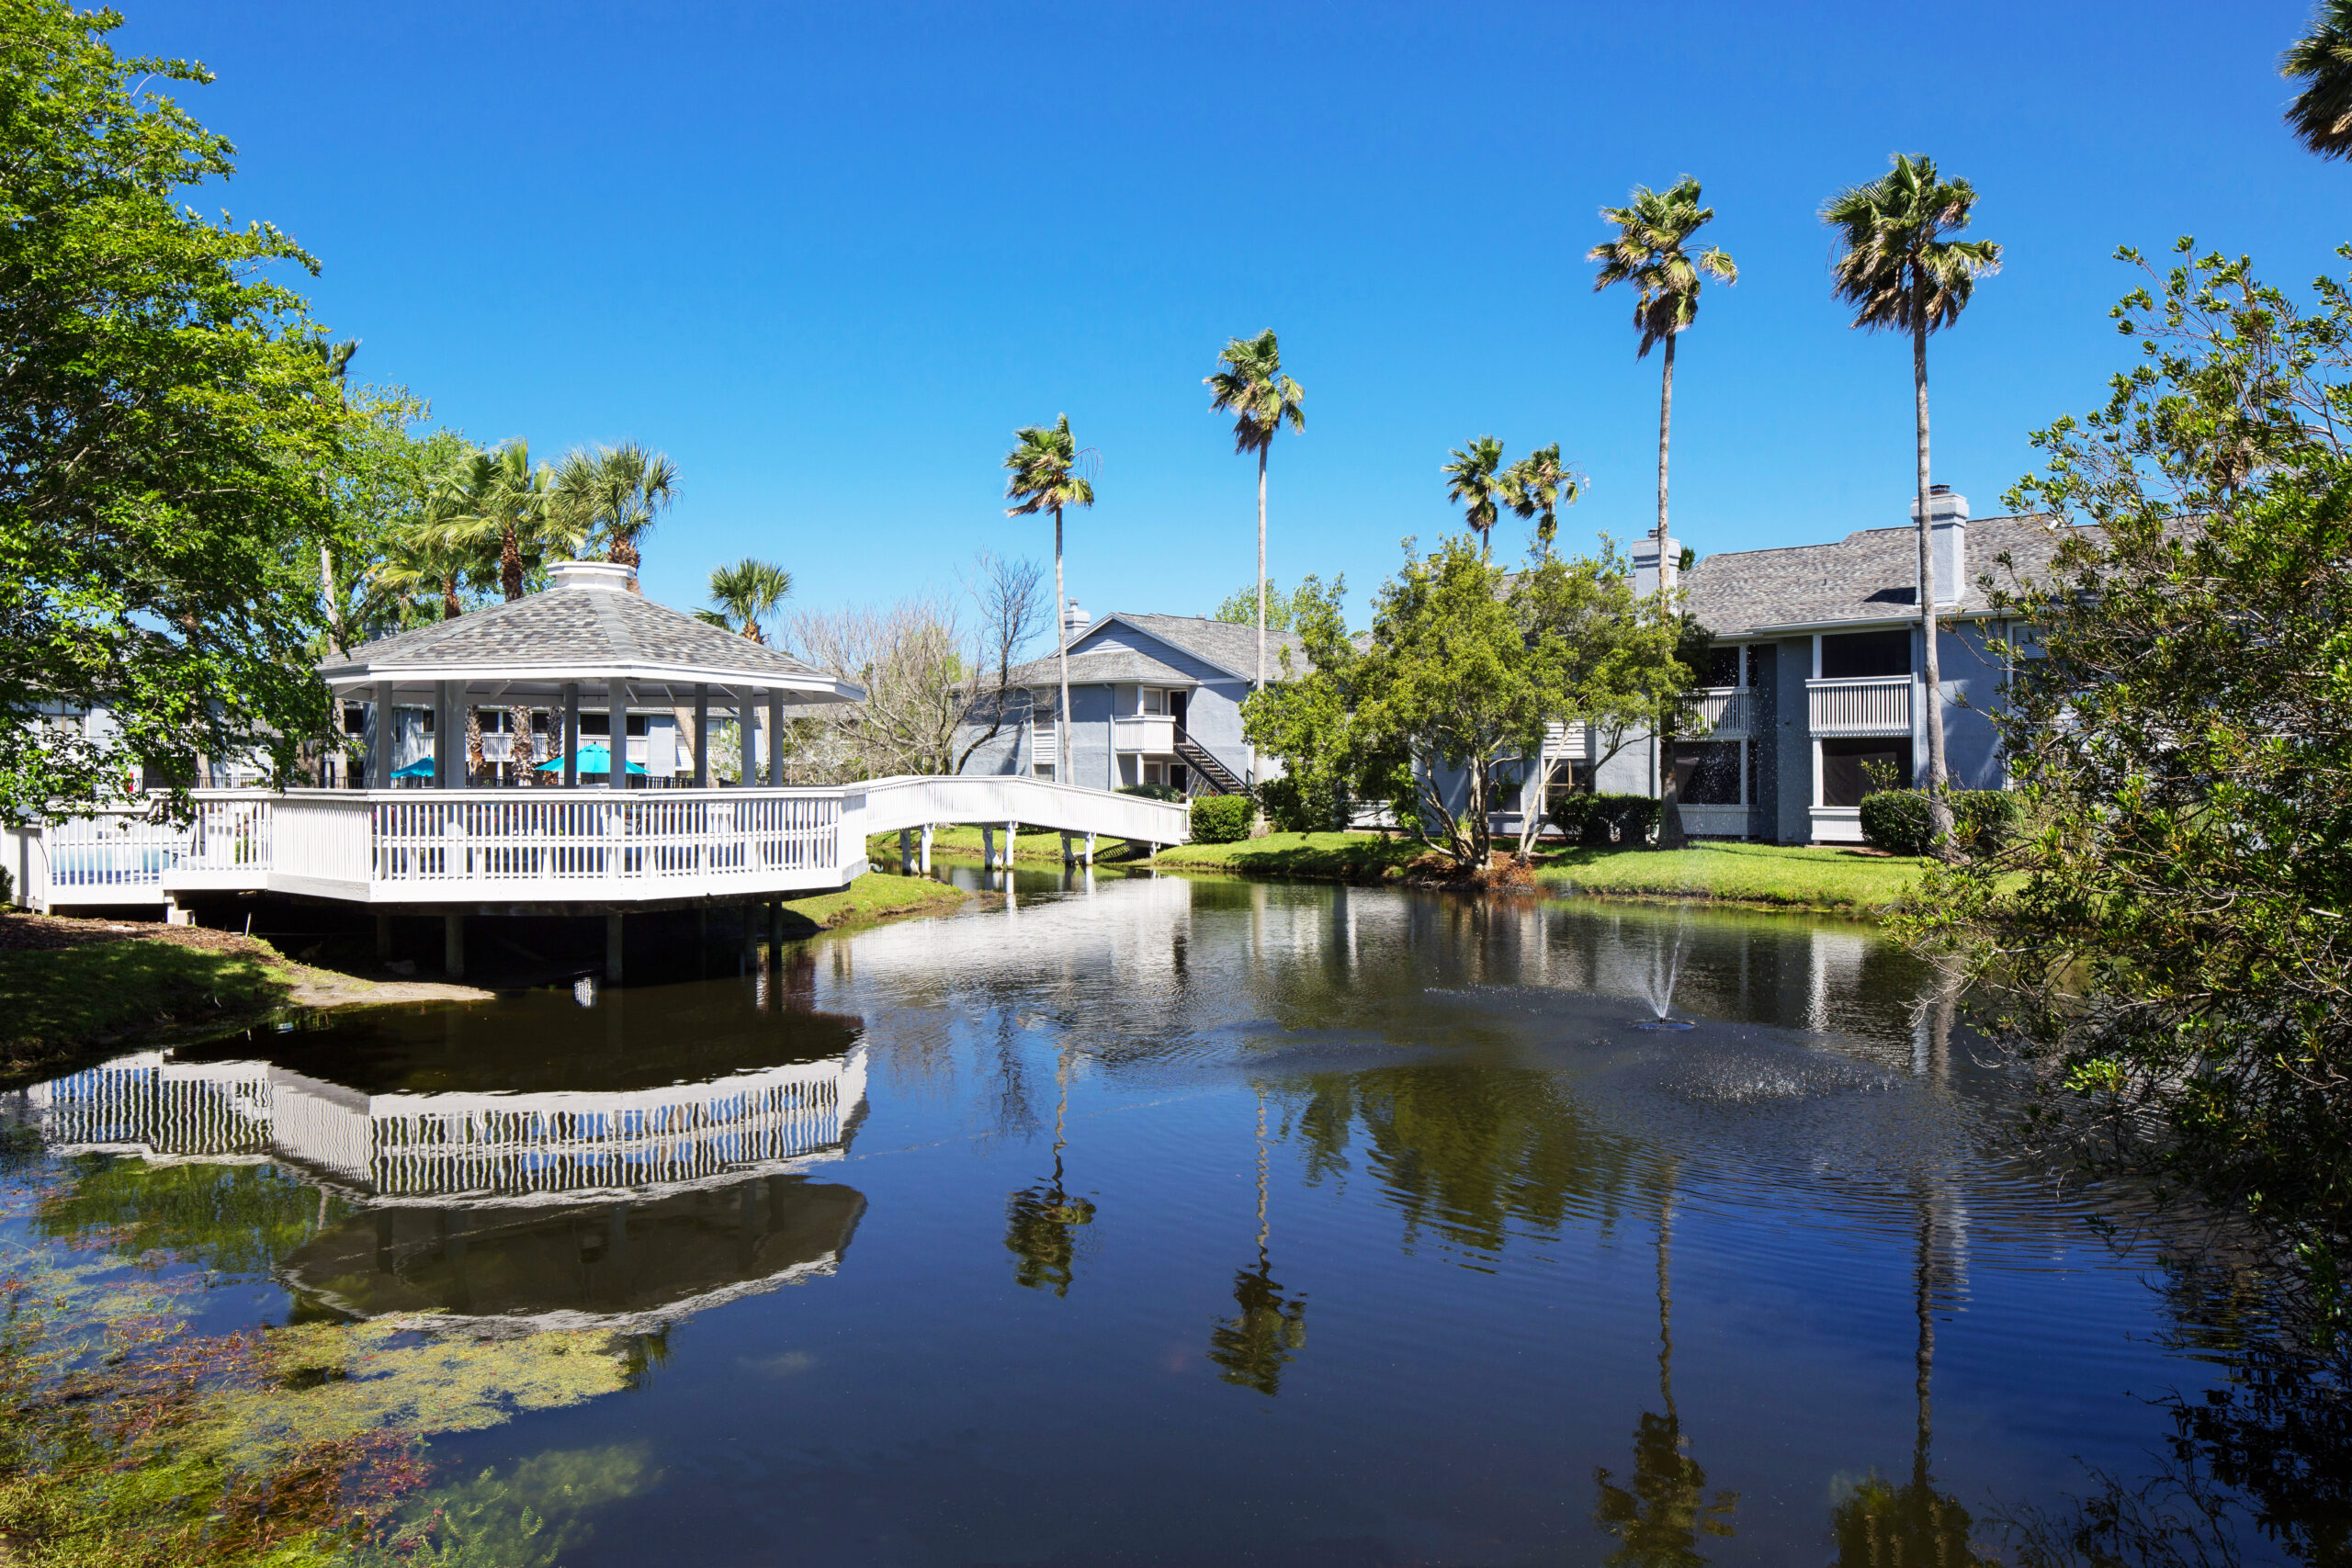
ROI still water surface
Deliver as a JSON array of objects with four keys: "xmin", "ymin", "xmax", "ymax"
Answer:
[{"xmin": 4, "ymin": 871, "xmax": 2291, "ymax": 1564}]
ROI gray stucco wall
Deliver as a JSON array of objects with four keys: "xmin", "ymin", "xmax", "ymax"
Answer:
[
  {"xmin": 1771, "ymin": 637, "xmax": 1814, "ymax": 845},
  {"xmin": 1933, "ymin": 620, "xmax": 2007, "ymax": 791}
]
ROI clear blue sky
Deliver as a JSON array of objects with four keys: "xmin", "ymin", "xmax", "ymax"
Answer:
[{"xmin": 119, "ymin": 1, "xmax": 2340, "ymax": 626}]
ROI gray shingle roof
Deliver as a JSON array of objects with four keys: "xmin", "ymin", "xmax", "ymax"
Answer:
[
  {"xmin": 1001, "ymin": 613, "xmax": 1316, "ymax": 690},
  {"xmin": 1684, "ymin": 513, "xmax": 2080, "ymax": 637},
  {"xmin": 322, "ymin": 582, "xmax": 846, "ymax": 695}
]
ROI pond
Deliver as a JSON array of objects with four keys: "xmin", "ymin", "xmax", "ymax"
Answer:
[{"xmin": 3, "ymin": 871, "xmax": 2326, "ymax": 1565}]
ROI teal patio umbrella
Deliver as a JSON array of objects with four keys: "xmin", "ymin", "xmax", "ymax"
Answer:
[
  {"xmin": 391, "ymin": 757, "xmax": 435, "ymax": 780},
  {"xmin": 535, "ymin": 743, "xmax": 646, "ymax": 776}
]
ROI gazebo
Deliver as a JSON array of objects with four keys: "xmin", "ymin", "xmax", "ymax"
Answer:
[
  {"xmin": 322, "ymin": 560, "xmax": 861, "ymax": 791},
  {"xmin": 305, "ymin": 559, "xmax": 865, "ymax": 976}
]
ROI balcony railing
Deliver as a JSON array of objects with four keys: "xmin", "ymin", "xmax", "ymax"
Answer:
[
  {"xmin": 1693, "ymin": 687, "xmax": 1753, "ymax": 737},
  {"xmin": 1807, "ymin": 676, "xmax": 1912, "ymax": 737},
  {"xmin": 1113, "ymin": 714, "xmax": 1177, "ymax": 752}
]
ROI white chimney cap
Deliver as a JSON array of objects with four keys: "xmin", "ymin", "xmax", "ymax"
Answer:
[{"xmin": 548, "ymin": 560, "xmax": 635, "ymax": 592}]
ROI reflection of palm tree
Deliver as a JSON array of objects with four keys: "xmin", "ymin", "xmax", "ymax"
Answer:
[
  {"xmin": 1003, "ymin": 1042, "xmax": 1095, "ymax": 1297},
  {"xmin": 1594, "ymin": 1182, "xmax": 1737, "ymax": 1567},
  {"xmin": 1207, "ymin": 1089, "xmax": 1306, "ymax": 1395},
  {"xmin": 1828, "ymin": 1191, "xmax": 1983, "ymax": 1566}
]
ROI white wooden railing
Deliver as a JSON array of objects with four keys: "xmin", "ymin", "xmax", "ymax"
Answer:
[
  {"xmin": 15, "ymin": 775, "xmax": 1188, "ymax": 909},
  {"xmin": 1693, "ymin": 687, "xmax": 1754, "ymax": 737},
  {"xmin": 1113, "ymin": 714, "xmax": 1177, "ymax": 752},
  {"xmin": 1807, "ymin": 676, "xmax": 1913, "ymax": 736}
]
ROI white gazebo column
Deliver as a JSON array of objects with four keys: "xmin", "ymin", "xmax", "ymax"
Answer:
[
  {"xmin": 434, "ymin": 681, "xmax": 457, "ymax": 789},
  {"xmin": 562, "ymin": 682, "xmax": 580, "ymax": 788},
  {"xmin": 736, "ymin": 692, "xmax": 754, "ymax": 785},
  {"xmin": 693, "ymin": 684, "xmax": 709, "ymax": 787},
  {"xmin": 768, "ymin": 691, "xmax": 785, "ymax": 785}
]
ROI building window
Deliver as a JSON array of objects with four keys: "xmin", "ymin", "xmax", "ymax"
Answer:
[
  {"xmin": 1546, "ymin": 760, "xmax": 1593, "ymax": 795},
  {"xmin": 1142, "ymin": 687, "xmax": 1166, "ymax": 716},
  {"xmin": 1820, "ymin": 737, "xmax": 1912, "ymax": 807},
  {"xmin": 1673, "ymin": 741, "xmax": 1742, "ymax": 806},
  {"xmin": 1821, "ymin": 629, "xmax": 1910, "ymax": 679}
]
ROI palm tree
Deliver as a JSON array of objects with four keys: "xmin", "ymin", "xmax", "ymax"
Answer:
[
  {"xmin": 1204, "ymin": 330, "xmax": 1306, "ymax": 698},
  {"xmin": 1004, "ymin": 1040, "xmax": 1096, "ymax": 1297},
  {"xmin": 374, "ymin": 517, "xmax": 474, "ymax": 623},
  {"xmin": 705, "ymin": 558, "xmax": 793, "ymax": 644},
  {"xmin": 1589, "ymin": 179, "xmax": 1736, "ymax": 589},
  {"xmin": 1003, "ymin": 415, "xmax": 1095, "ymax": 782},
  {"xmin": 1206, "ymin": 1088, "xmax": 1306, "ymax": 1395},
  {"xmin": 1822, "ymin": 153, "xmax": 2001, "ymax": 849},
  {"xmin": 1500, "ymin": 443, "xmax": 1581, "ymax": 558},
  {"xmin": 445, "ymin": 441, "xmax": 580, "ymax": 602},
  {"xmin": 1442, "ymin": 435, "xmax": 1507, "ymax": 558},
  {"xmin": 2285, "ymin": 1, "xmax": 2352, "ymax": 157},
  {"xmin": 551, "ymin": 442, "xmax": 680, "ymax": 586}
]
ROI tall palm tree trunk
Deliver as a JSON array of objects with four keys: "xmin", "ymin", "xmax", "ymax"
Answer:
[
  {"xmin": 501, "ymin": 528, "xmax": 524, "ymax": 603},
  {"xmin": 1655, "ymin": 334, "xmax": 1688, "ymax": 852},
  {"xmin": 1253, "ymin": 444, "xmax": 1268, "ymax": 795},
  {"xmin": 1055, "ymin": 504, "xmax": 1070, "ymax": 784},
  {"xmin": 1912, "ymin": 306, "xmax": 1952, "ymax": 845}
]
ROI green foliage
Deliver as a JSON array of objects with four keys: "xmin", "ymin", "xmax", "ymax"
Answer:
[
  {"xmin": 322, "ymin": 389, "xmax": 475, "ymax": 648},
  {"xmin": 1117, "ymin": 782, "xmax": 1184, "ymax": 803},
  {"xmin": 1589, "ymin": 177, "xmax": 1737, "ymax": 355},
  {"xmin": 2282, "ymin": 1, "xmax": 2352, "ymax": 160},
  {"xmin": 1254, "ymin": 774, "xmax": 1314, "ymax": 833},
  {"xmin": 38, "ymin": 1159, "xmax": 354, "ymax": 1280},
  {"xmin": 1549, "ymin": 793, "xmax": 1662, "ymax": 848},
  {"xmin": 1534, "ymin": 841, "xmax": 1928, "ymax": 914},
  {"xmin": 1860, "ymin": 789, "xmax": 1935, "ymax": 856},
  {"xmin": 1240, "ymin": 575, "xmax": 1385, "ymax": 833},
  {"xmin": 354, "ymin": 1446, "xmax": 653, "ymax": 1568},
  {"xmin": 1190, "ymin": 794, "xmax": 1252, "ymax": 843},
  {"xmin": 0, "ymin": 3, "xmax": 351, "ymax": 814},
  {"xmin": 1212, "ymin": 581, "xmax": 1311, "ymax": 633},
  {"xmin": 1903, "ymin": 242, "xmax": 2352, "ymax": 1281}
]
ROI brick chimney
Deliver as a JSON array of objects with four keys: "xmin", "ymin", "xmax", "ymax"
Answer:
[{"xmin": 1909, "ymin": 486, "xmax": 1968, "ymax": 606}]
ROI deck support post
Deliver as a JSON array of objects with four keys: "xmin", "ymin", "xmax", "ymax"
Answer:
[
  {"xmin": 768, "ymin": 899, "xmax": 782, "ymax": 949},
  {"xmin": 1002, "ymin": 821, "xmax": 1017, "ymax": 869},
  {"xmin": 919, "ymin": 823, "xmax": 933, "ymax": 873},
  {"xmin": 1084, "ymin": 830, "xmax": 1097, "ymax": 866},
  {"xmin": 444, "ymin": 913, "xmax": 464, "ymax": 978},
  {"xmin": 1060, "ymin": 832, "xmax": 1074, "ymax": 865},
  {"xmin": 980, "ymin": 827, "xmax": 994, "ymax": 869},
  {"xmin": 605, "ymin": 912, "xmax": 624, "ymax": 984},
  {"xmin": 899, "ymin": 829, "xmax": 913, "ymax": 874},
  {"xmin": 375, "ymin": 913, "xmax": 391, "ymax": 960},
  {"xmin": 741, "ymin": 899, "xmax": 757, "ymax": 964}
]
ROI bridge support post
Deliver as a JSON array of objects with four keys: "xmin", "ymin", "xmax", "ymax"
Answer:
[
  {"xmin": 741, "ymin": 899, "xmax": 757, "ymax": 964},
  {"xmin": 605, "ymin": 912, "xmax": 624, "ymax": 984},
  {"xmin": 919, "ymin": 823, "xmax": 933, "ymax": 873},
  {"xmin": 1085, "ymin": 830, "xmax": 1097, "ymax": 866},
  {"xmin": 898, "ymin": 829, "xmax": 913, "ymax": 874},
  {"xmin": 980, "ymin": 826, "xmax": 993, "ymax": 869},
  {"xmin": 444, "ymin": 913, "xmax": 465, "ymax": 979},
  {"xmin": 1060, "ymin": 832, "xmax": 1074, "ymax": 866},
  {"xmin": 375, "ymin": 913, "xmax": 391, "ymax": 961},
  {"xmin": 1002, "ymin": 821, "xmax": 1017, "ymax": 869}
]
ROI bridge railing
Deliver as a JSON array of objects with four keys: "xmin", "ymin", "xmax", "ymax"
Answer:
[{"xmin": 851, "ymin": 773, "xmax": 1190, "ymax": 844}]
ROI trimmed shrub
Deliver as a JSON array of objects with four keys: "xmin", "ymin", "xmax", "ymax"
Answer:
[
  {"xmin": 1861, "ymin": 787, "xmax": 2024, "ymax": 857},
  {"xmin": 1255, "ymin": 775, "xmax": 1308, "ymax": 834},
  {"xmin": 1190, "ymin": 794, "xmax": 1252, "ymax": 843},
  {"xmin": 1860, "ymin": 789, "xmax": 1935, "ymax": 856},
  {"xmin": 1118, "ymin": 783, "xmax": 1184, "ymax": 802},
  {"xmin": 1547, "ymin": 792, "xmax": 1663, "ymax": 848}
]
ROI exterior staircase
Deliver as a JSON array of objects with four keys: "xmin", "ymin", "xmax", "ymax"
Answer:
[{"xmin": 1173, "ymin": 726, "xmax": 1248, "ymax": 796}]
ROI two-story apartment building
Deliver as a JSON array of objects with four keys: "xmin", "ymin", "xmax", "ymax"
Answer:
[
  {"xmin": 954, "ymin": 605, "xmax": 1306, "ymax": 795},
  {"xmin": 1555, "ymin": 487, "xmax": 2061, "ymax": 843}
]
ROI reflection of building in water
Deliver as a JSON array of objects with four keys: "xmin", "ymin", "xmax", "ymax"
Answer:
[
  {"xmin": 20, "ymin": 1044, "xmax": 872, "ymax": 1331},
  {"xmin": 27, "ymin": 1048, "xmax": 866, "ymax": 1202}
]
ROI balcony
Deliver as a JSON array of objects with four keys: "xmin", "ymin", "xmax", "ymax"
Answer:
[
  {"xmin": 1113, "ymin": 714, "xmax": 1177, "ymax": 753},
  {"xmin": 1807, "ymin": 676, "xmax": 1912, "ymax": 737},
  {"xmin": 1692, "ymin": 687, "xmax": 1753, "ymax": 738}
]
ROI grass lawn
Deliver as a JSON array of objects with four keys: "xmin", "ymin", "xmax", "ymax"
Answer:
[
  {"xmin": 1156, "ymin": 831, "xmax": 1928, "ymax": 915},
  {"xmin": 781, "ymin": 870, "xmax": 971, "ymax": 934},
  {"xmin": 1532, "ymin": 840, "xmax": 1927, "ymax": 913},
  {"xmin": 865, "ymin": 825, "xmax": 1148, "ymax": 864},
  {"xmin": 0, "ymin": 921, "xmax": 298, "ymax": 1075},
  {"xmin": 1154, "ymin": 831, "xmax": 1426, "ymax": 879}
]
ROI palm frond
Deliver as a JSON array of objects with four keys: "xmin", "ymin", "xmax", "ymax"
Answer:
[{"xmin": 2285, "ymin": 0, "xmax": 2352, "ymax": 157}]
